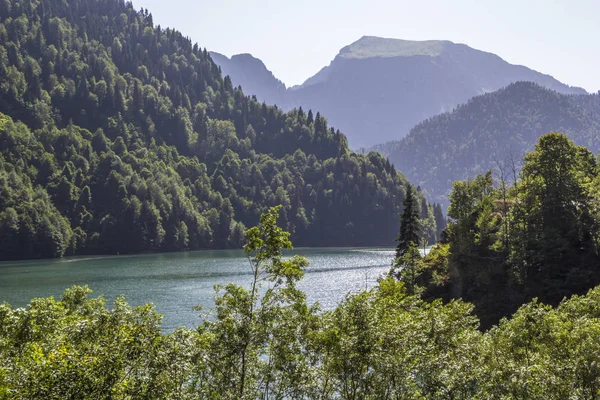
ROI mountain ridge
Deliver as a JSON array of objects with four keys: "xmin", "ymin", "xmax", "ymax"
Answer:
[
  {"xmin": 337, "ymin": 36, "xmax": 449, "ymax": 59},
  {"xmin": 211, "ymin": 36, "xmax": 587, "ymax": 148},
  {"xmin": 303, "ymin": 36, "xmax": 587, "ymax": 92},
  {"xmin": 209, "ymin": 51, "xmax": 287, "ymax": 105},
  {"xmin": 375, "ymin": 81, "xmax": 600, "ymax": 207}
]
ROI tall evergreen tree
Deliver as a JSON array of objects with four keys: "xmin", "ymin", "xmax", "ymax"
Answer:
[
  {"xmin": 395, "ymin": 185, "xmax": 421, "ymax": 261},
  {"xmin": 433, "ymin": 203, "xmax": 447, "ymax": 241}
]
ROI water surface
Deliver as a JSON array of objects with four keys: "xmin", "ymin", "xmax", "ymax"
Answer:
[{"xmin": 0, "ymin": 248, "xmax": 396, "ymax": 331}]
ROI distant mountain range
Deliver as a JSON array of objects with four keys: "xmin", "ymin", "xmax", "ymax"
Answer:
[
  {"xmin": 209, "ymin": 52, "xmax": 287, "ymax": 106},
  {"xmin": 210, "ymin": 36, "xmax": 587, "ymax": 148},
  {"xmin": 372, "ymin": 82, "xmax": 600, "ymax": 206}
]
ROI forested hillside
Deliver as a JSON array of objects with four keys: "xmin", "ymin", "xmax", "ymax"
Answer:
[
  {"xmin": 0, "ymin": 0, "xmax": 441, "ymax": 260},
  {"xmin": 376, "ymin": 82, "xmax": 600, "ymax": 206},
  {"xmin": 413, "ymin": 133, "xmax": 600, "ymax": 328}
]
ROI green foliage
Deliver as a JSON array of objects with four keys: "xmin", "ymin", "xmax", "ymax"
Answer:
[
  {"xmin": 421, "ymin": 133, "xmax": 600, "ymax": 328},
  {"xmin": 0, "ymin": 0, "xmax": 440, "ymax": 260},
  {"xmin": 392, "ymin": 242, "xmax": 423, "ymax": 295},
  {"xmin": 394, "ymin": 184, "xmax": 421, "ymax": 260},
  {"xmin": 3, "ymin": 206, "xmax": 600, "ymax": 398},
  {"xmin": 192, "ymin": 206, "xmax": 317, "ymax": 398},
  {"xmin": 0, "ymin": 149, "xmax": 73, "ymax": 259},
  {"xmin": 419, "ymin": 243, "xmax": 451, "ymax": 296},
  {"xmin": 5, "ymin": 283, "xmax": 600, "ymax": 399},
  {"xmin": 0, "ymin": 285, "xmax": 196, "ymax": 399},
  {"xmin": 479, "ymin": 290, "xmax": 600, "ymax": 398}
]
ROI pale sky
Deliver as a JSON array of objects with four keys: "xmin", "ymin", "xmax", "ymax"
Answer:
[{"xmin": 134, "ymin": 0, "xmax": 600, "ymax": 93}]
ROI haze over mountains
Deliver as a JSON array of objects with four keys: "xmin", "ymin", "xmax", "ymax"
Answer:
[
  {"xmin": 375, "ymin": 82, "xmax": 600, "ymax": 206},
  {"xmin": 211, "ymin": 36, "xmax": 586, "ymax": 148},
  {"xmin": 209, "ymin": 52, "xmax": 287, "ymax": 106}
]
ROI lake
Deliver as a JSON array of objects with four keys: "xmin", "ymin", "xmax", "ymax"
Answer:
[{"xmin": 0, "ymin": 247, "xmax": 399, "ymax": 331}]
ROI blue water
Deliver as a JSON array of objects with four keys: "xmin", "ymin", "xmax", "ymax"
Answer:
[{"xmin": 0, "ymin": 248, "xmax": 397, "ymax": 331}]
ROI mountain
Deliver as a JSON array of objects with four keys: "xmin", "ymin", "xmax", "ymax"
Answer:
[
  {"xmin": 374, "ymin": 82, "xmax": 600, "ymax": 206},
  {"xmin": 209, "ymin": 52, "xmax": 287, "ymax": 106},
  {"xmin": 0, "ymin": 0, "xmax": 442, "ymax": 261},
  {"xmin": 211, "ymin": 36, "xmax": 586, "ymax": 148}
]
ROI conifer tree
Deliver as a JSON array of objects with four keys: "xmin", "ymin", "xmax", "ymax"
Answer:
[
  {"xmin": 307, "ymin": 109, "xmax": 314, "ymax": 125},
  {"xmin": 433, "ymin": 203, "xmax": 446, "ymax": 240},
  {"xmin": 395, "ymin": 185, "xmax": 421, "ymax": 261}
]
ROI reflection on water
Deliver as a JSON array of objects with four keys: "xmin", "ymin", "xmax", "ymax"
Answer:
[{"xmin": 0, "ymin": 247, "xmax": 402, "ymax": 331}]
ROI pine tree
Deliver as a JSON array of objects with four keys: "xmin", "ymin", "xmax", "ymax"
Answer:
[
  {"xmin": 395, "ymin": 185, "xmax": 421, "ymax": 261},
  {"xmin": 433, "ymin": 203, "xmax": 446, "ymax": 241},
  {"xmin": 420, "ymin": 197, "xmax": 428, "ymax": 219},
  {"xmin": 307, "ymin": 109, "xmax": 314, "ymax": 125},
  {"xmin": 395, "ymin": 242, "xmax": 423, "ymax": 294}
]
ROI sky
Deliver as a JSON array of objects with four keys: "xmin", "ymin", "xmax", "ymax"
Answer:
[{"xmin": 133, "ymin": 0, "xmax": 600, "ymax": 93}]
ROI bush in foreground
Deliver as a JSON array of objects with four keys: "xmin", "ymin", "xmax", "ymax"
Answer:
[{"xmin": 2, "ymin": 207, "xmax": 600, "ymax": 399}]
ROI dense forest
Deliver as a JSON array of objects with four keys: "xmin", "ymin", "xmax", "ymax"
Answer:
[
  {"xmin": 3, "ymin": 204, "xmax": 600, "ymax": 398},
  {"xmin": 374, "ymin": 82, "xmax": 600, "ymax": 206},
  {"xmin": 406, "ymin": 133, "xmax": 600, "ymax": 328},
  {"xmin": 0, "ymin": 0, "xmax": 443, "ymax": 260}
]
